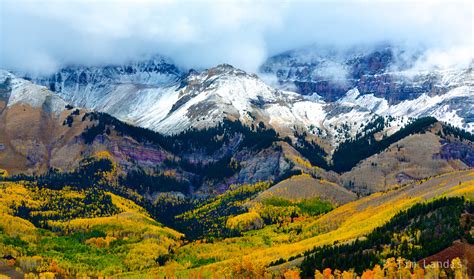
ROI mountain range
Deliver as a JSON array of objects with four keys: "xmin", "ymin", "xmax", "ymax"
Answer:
[
  {"xmin": 24, "ymin": 45, "xmax": 474, "ymax": 139},
  {"xmin": 0, "ymin": 44, "xmax": 473, "ymax": 277},
  {"xmin": 1, "ymin": 45, "xmax": 473, "ymax": 193}
]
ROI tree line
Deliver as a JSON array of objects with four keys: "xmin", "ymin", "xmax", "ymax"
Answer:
[{"xmin": 298, "ymin": 197, "xmax": 472, "ymax": 276}]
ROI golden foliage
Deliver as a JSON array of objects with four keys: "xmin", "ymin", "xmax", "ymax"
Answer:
[
  {"xmin": 2, "ymin": 170, "xmax": 473, "ymax": 277},
  {"xmin": 92, "ymin": 150, "xmax": 118, "ymax": 182},
  {"xmin": 313, "ymin": 257, "xmax": 470, "ymax": 279},
  {"xmin": 0, "ymin": 183, "xmax": 39, "ymax": 246},
  {"xmin": 226, "ymin": 211, "xmax": 264, "ymax": 232},
  {"xmin": 124, "ymin": 238, "xmax": 169, "ymax": 270},
  {"xmin": 24, "ymin": 272, "xmax": 56, "ymax": 279},
  {"xmin": 163, "ymin": 169, "xmax": 177, "ymax": 177},
  {"xmin": 447, "ymin": 179, "xmax": 474, "ymax": 200},
  {"xmin": 0, "ymin": 181, "xmax": 183, "ymax": 276},
  {"xmin": 48, "ymin": 211, "xmax": 183, "ymax": 241},
  {"xmin": 108, "ymin": 192, "xmax": 147, "ymax": 214},
  {"xmin": 283, "ymin": 268, "xmax": 301, "ymax": 279},
  {"xmin": 226, "ymin": 257, "xmax": 269, "ymax": 278},
  {"xmin": 84, "ymin": 236, "xmax": 117, "ymax": 248},
  {"xmin": 293, "ymin": 156, "xmax": 314, "ymax": 170},
  {"xmin": 94, "ymin": 150, "xmax": 113, "ymax": 160},
  {"xmin": 169, "ymin": 170, "xmax": 474, "ymax": 276}
]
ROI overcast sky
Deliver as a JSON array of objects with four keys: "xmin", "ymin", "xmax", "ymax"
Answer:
[{"xmin": 0, "ymin": 0, "xmax": 472, "ymax": 74}]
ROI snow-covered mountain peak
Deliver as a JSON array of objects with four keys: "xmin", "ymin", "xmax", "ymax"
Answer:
[
  {"xmin": 261, "ymin": 45, "xmax": 473, "ymax": 132},
  {"xmin": 0, "ymin": 71, "xmax": 67, "ymax": 115},
  {"xmin": 145, "ymin": 64, "xmax": 302, "ymax": 134},
  {"xmin": 12, "ymin": 48, "xmax": 472, "ymax": 147},
  {"xmin": 178, "ymin": 63, "xmax": 294, "ymax": 105},
  {"xmin": 339, "ymin": 88, "xmax": 361, "ymax": 103}
]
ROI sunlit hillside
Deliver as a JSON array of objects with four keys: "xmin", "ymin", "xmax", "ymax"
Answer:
[
  {"xmin": 115, "ymin": 170, "xmax": 473, "ymax": 277},
  {"xmin": 0, "ymin": 182, "xmax": 183, "ymax": 277},
  {"xmin": 0, "ymin": 155, "xmax": 472, "ymax": 278},
  {"xmin": 161, "ymin": 170, "xmax": 473, "ymax": 277}
]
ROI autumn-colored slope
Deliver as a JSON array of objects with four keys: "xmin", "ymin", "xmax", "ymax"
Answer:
[
  {"xmin": 157, "ymin": 169, "xmax": 474, "ymax": 277},
  {"xmin": 0, "ymin": 182, "xmax": 183, "ymax": 277},
  {"xmin": 2, "ymin": 169, "xmax": 472, "ymax": 278},
  {"xmin": 255, "ymin": 173, "xmax": 357, "ymax": 205},
  {"xmin": 419, "ymin": 242, "xmax": 474, "ymax": 272},
  {"xmin": 340, "ymin": 125, "xmax": 474, "ymax": 195}
]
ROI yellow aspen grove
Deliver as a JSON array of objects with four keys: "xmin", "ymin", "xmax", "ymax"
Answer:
[
  {"xmin": 307, "ymin": 257, "xmax": 471, "ymax": 279},
  {"xmin": 361, "ymin": 269, "xmax": 375, "ymax": 279},
  {"xmin": 373, "ymin": 264, "xmax": 384, "ymax": 279},
  {"xmin": 284, "ymin": 268, "xmax": 301, "ymax": 279},
  {"xmin": 342, "ymin": 270, "xmax": 356, "ymax": 279},
  {"xmin": 413, "ymin": 265, "xmax": 424, "ymax": 279},
  {"xmin": 450, "ymin": 258, "xmax": 468, "ymax": 279},
  {"xmin": 384, "ymin": 258, "xmax": 398, "ymax": 279},
  {"xmin": 333, "ymin": 269, "xmax": 342, "ymax": 279},
  {"xmin": 323, "ymin": 268, "xmax": 334, "ymax": 279}
]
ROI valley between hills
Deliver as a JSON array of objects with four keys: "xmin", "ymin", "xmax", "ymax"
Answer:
[{"xmin": 0, "ymin": 166, "xmax": 472, "ymax": 278}]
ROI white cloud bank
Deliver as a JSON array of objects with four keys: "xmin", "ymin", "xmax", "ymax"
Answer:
[{"xmin": 0, "ymin": 0, "xmax": 472, "ymax": 74}]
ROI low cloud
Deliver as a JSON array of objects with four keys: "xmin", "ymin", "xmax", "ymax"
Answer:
[{"xmin": 0, "ymin": 0, "xmax": 472, "ymax": 75}]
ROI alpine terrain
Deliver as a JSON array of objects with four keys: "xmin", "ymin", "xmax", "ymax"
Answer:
[{"xmin": 0, "ymin": 1, "xmax": 473, "ymax": 277}]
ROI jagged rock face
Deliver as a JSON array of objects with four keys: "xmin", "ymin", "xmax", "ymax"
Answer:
[
  {"xmin": 260, "ymin": 46, "xmax": 472, "ymax": 104},
  {"xmin": 29, "ymin": 56, "xmax": 182, "ymax": 110},
  {"xmin": 25, "ymin": 61, "xmax": 389, "ymax": 148},
  {"xmin": 260, "ymin": 47, "xmax": 398, "ymax": 101},
  {"xmin": 20, "ymin": 46, "xmax": 473, "ymax": 144},
  {"xmin": 1, "ymin": 71, "xmax": 67, "ymax": 116},
  {"xmin": 260, "ymin": 46, "xmax": 473, "ymax": 133}
]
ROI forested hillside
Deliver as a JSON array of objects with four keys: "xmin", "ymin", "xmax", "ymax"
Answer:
[
  {"xmin": 300, "ymin": 197, "xmax": 473, "ymax": 276},
  {"xmin": 0, "ymin": 181, "xmax": 183, "ymax": 276},
  {"xmin": 1, "ymin": 148, "xmax": 472, "ymax": 277}
]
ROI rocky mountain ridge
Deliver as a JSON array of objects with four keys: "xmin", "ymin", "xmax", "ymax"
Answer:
[
  {"xmin": 261, "ymin": 45, "xmax": 473, "ymax": 132},
  {"xmin": 1, "ymin": 71, "xmax": 472, "ymax": 197},
  {"xmin": 22, "ymin": 46, "xmax": 473, "ymax": 145}
]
